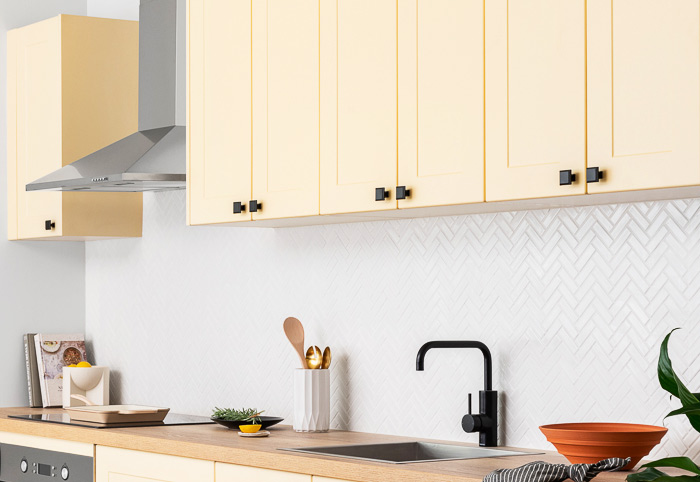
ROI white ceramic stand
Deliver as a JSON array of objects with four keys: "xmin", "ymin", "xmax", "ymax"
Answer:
[
  {"xmin": 293, "ymin": 369, "xmax": 330, "ymax": 432},
  {"xmin": 62, "ymin": 366, "xmax": 110, "ymax": 408}
]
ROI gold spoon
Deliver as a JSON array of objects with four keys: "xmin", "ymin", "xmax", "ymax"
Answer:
[
  {"xmin": 322, "ymin": 346, "xmax": 332, "ymax": 369},
  {"xmin": 305, "ymin": 346, "xmax": 323, "ymax": 369}
]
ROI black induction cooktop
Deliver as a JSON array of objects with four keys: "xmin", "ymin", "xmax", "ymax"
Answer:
[{"xmin": 10, "ymin": 413, "xmax": 215, "ymax": 429}]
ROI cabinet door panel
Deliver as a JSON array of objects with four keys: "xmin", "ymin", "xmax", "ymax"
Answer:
[
  {"xmin": 587, "ymin": 0, "xmax": 700, "ymax": 193},
  {"xmin": 188, "ymin": 0, "xmax": 252, "ymax": 225},
  {"xmin": 217, "ymin": 462, "xmax": 311, "ymax": 482},
  {"xmin": 252, "ymin": 0, "xmax": 319, "ymax": 220},
  {"xmin": 15, "ymin": 19, "xmax": 63, "ymax": 239},
  {"xmin": 398, "ymin": 0, "xmax": 484, "ymax": 208},
  {"xmin": 95, "ymin": 446, "xmax": 214, "ymax": 482},
  {"xmin": 320, "ymin": 0, "xmax": 398, "ymax": 214},
  {"xmin": 485, "ymin": 0, "xmax": 586, "ymax": 201}
]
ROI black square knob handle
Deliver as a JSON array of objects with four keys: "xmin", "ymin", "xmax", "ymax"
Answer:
[
  {"xmin": 233, "ymin": 202, "xmax": 246, "ymax": 214},
  {"xmin": 249, "ymin": 200, "xmax": 262, "ymax": 213},
  {"xmin": 559, "ymin": 170, "xmax": 576, "ymax": 186},
  {"xmin": 396, "ymin": 186, "xmax": 412, "ymax": 200},
  {"xmin": 586, "ymin": 167, "xmax": 604, "ymax": 183},
  {"xmin": 375, "ymin": 187, "xmax": 390, "ymax": 201},
  {"xmin": 44, "ymin": 220, "xmax": 55, "ymax": 231}
]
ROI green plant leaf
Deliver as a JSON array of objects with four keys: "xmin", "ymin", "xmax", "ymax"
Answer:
[
  {"xmin": 628, "ymin": 468, "xmax": 700, "ymax": 482},
  {"xmin": 659, "ymin": 329, "xmax": 683, "ymax": 398},
  {"xmin": 627, "ymin": 467, "xmax": 670, "ymax": 481},
  {"xmin": 642, "ymin": 458, "xmax": 700, "ymax": 475},
  {"xmin": 667, "ymin": 404, "xmax": 700, "ymax": 419},
  {"xmin": 658, "ymin": 329, "xmax": 700, "ymax": 432}
]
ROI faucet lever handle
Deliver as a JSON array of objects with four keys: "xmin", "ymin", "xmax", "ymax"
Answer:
[{"xmin": 468, "ymin": 393, "xmax": 472, "ymax": 414}]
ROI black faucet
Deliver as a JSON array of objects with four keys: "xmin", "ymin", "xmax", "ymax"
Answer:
[{"xmin": 416, "ymin": 340, "xmax": 498, "ymax": 447}]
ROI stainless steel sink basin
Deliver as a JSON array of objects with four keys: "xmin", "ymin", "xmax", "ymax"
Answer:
[{"xmin": 281, "ymin": 442, "xmax": 536, "ymax": 464}]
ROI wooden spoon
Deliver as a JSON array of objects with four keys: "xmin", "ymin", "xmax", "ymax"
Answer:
[{"xmin": 283, "ymin": 317, "xmax": 308, "ymax": 369}]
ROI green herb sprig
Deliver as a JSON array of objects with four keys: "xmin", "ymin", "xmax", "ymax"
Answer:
[{"xmin": 212, "ymin": 407, "xmax": 264, "ymax": 424}]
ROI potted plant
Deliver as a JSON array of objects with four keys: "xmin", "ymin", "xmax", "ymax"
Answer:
[{"xmin": 627, "ymin": 329, "xmax": 700, "ymax": 481}]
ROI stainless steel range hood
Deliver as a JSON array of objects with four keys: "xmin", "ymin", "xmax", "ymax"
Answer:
[{"xmin": 27, "ymin": 0, "xmax": 186, "ymax": 193}]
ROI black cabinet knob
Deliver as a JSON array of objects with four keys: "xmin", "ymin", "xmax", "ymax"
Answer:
[
  {"xmin": 396, "ymin": 186, "xmax": 411, "ymax": 200},
  {"xmin": 375, "ymin": 187, "xmax": 390, "ymax": 201},
  {"xmin": 586, "ymin": 167, "xmax": 604, "ymax": 183},
  {"xmin": 559, "ymin": 170, "xmax": 576, "ymax": 186},
  {"xmin": 44, "ymin": 220, "xmax": 55, "ymax": 231},
  {"xmin": 233, "ymin": 202, "xmax": 246, "ymax": 214},
  {"xmin": 249, "ymin": 200, "xmax": 262, "ymax": 213}
]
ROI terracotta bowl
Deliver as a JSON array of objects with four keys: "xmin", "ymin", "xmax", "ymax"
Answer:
[{"xmin": 539, "ymin": 423, "xmax": 668, "ymax": 470}]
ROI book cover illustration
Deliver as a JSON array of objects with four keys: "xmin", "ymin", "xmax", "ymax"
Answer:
[{"xmin": 34, "ymin": 334, "xmax": 87, "ymax": 407}]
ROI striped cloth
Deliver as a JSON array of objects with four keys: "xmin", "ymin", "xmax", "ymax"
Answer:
[{"xmin": 483, "ymin": 457, "xmax": 631, "ymax": 482}]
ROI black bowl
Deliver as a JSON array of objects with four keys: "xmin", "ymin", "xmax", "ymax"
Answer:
[{"xmin": 211, "ymin": 416, "xmax": 285, "ymax": 430}]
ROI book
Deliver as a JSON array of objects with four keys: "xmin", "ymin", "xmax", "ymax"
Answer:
[
  {"xmin": 34, "ymin": 334, "xmax": 88, "ymax": 407},
  {"xmin": 23, "ymin": 334, "xmax": 42, "ymax": 408}
]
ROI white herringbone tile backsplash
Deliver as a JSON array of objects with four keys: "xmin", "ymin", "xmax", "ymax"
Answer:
[{"xmin": 86, "ymin": 192, "xmax": 700, "ymax": 459}]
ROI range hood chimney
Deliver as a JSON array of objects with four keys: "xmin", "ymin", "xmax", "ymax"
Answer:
[{"xmin": 26, "ymin": 0, "xmax": 186, "ymax": 193}]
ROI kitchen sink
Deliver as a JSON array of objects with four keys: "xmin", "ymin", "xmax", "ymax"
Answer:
[{"xmin": 281, "ymin": 442, "xmax": 536, "ymax": 464}]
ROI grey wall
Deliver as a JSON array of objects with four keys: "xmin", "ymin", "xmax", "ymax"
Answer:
[
  {"xmin": 0, "ymin": 1, "xmax": 88, "ymax": 406},
  {"xmin": 87, "ymin": 0, "xmax": 139, "ymax": 20}
]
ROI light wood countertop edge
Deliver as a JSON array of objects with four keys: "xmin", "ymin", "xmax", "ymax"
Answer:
[{"xmin": 0, "ymin": 409, "xmax": 634, "ymax": 482}]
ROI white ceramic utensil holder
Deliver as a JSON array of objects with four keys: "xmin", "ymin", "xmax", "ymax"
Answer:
[
  {"xmin": 62, "ymin": 366, "xmax": 110, "ymax": 408},
  {"xmin": 293, "ymin": 369, "xmax": 330, "ymax": 432}
]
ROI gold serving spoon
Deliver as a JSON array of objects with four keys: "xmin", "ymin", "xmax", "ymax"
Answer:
[
  {"xmin": 322, "ymin": 346, "xmax": 332, "ymax": 369},
  {"xmin": 305, "ymin": 346, "xmax": 323, "ymax": 369}
]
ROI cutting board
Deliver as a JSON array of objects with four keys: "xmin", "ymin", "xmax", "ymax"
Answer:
[{"xmin": 65, "ymin": 405, "xmax": 170, "ymax": 424}]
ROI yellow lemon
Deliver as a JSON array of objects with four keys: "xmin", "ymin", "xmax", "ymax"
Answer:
[
  {"xmin": 239, "ymin": 424, "xmax": 262, "ymax": 433},
  {"xmin": 76, "ymin": 361, "xmax": 92, "ymax": 368},
  {"xmin": 68, "ymin": 364, "xmax": 77, "ymax": 368}
]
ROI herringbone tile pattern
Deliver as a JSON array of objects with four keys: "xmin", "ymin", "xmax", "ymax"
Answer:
[{"xmin": 86, "ymin": 192, "xmax": 700, "ymax": 459}]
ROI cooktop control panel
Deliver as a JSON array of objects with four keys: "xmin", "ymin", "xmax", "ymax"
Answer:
[{"xmin": 0, "ymin": 443, "xmax": 93, "ymax": 481}]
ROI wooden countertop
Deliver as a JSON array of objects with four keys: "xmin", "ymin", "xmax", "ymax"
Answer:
[{"xmin": 0, "ymin": 408, "xmax": 637, "ymax": 482}]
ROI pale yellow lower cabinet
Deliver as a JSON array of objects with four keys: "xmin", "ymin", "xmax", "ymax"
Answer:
[
  {"xmin": 95, "ymin": 446, "xmax": 214, "ymax": 482},
  {"xmin": 312, "ymin": 478, "xmax": 353, "ymax": 482},
  {"xmin": 216, "ymin": 462, "xmax": 311, "ymax": 482},
  {"xmin": 0, "ymin": 432, "xmax": 92, "ymax": 456}
]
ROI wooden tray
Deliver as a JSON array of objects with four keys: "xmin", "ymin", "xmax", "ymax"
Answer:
[{"xmin": 65, "ymin": 405, "xmax": 170, "ymax": 424}]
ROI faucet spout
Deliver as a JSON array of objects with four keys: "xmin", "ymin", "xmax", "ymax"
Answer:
[
  {"xmin": 416, "ymin": 339, "xmax": 498, "ymax": 447},
  {"xmin": 415, "ymin": 340, "xmax": 493, "ymax": 391}
]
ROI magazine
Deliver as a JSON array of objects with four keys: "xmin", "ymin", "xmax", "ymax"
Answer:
[{"xmin": 34, "ymin": 334, "xmax": 88, "ymax": 407}]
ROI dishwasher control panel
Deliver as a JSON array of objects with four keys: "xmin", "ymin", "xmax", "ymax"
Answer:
[{"xmin": 0, "ymin": 443, "xmax": 93, "ymax": 481}]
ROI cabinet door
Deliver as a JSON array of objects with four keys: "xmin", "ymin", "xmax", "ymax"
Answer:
[
  {"xmin": 188, "ymin": 0, "xmax": 252, "ymax": 225},
  {"xmin": 251, "ymin": 0, "xmax": 320, "ymax": 221},
  {"xmin": 398, "ymin": 0, "xmax": 484, "ymax": 209},
  {"xmin": 485, "ymin": 0, "xmax": 586, "ymax": 201},
  {"xmin": 320, "ymin": 0, "xmax": 398, "ymax": 215},
  {"xmin": 217, "ymin": 462, "xmax": 310, "ymax": 482},
  {"xmin": 13, "ymin": 18, "xmax": 63, "ymax": 239},
  {"xmin": 587, "ymin": 0, "xmax": 700, "ymax": 193},
  {"xmin": 96, "ymin": 446, "xmax": 214, "ymax": 482}
]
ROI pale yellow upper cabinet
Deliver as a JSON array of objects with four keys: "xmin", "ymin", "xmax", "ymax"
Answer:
[
  {"xmin": 217, "ymin": 462, "xmax": 311, "ymax": 482},
  {"xmin": 188, "ymin": 0, "xmax": 252, "ymax": 225},
  {"xmin": 397, "ymin": 0, "xmax": 485, "ymax": 209},
  {"xmin": 485, "ymin": 0, "xmax": 587, "ymax": 202},
  {"xmin": 7, "ymin": 15, "xmax": 142, "ymax": 240},
  {"xmin": 587, "ymin": 0, "xmax": 700, "ymax": 194},
  {"xmin": 251, "ymin": 0, "xmax": 320, "ymax": 221},
  {"xmin": 96, "ymin": 446, "xmax": 215, "ymax": 482},
  {"xmin": 320, "ymin": 0, "xmax": 398, "ymax": 215}
]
